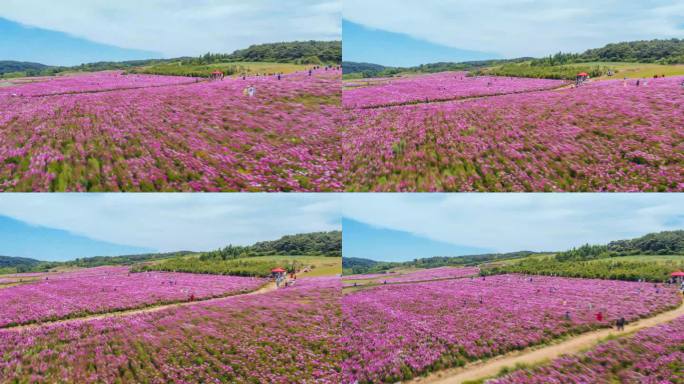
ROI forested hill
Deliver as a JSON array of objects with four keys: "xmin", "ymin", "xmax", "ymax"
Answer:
[
  {"xmin": 2, "ymin": 41, "xmax": 341, "ymax": 79},
  {"xmin": 203, "ymin": 231, "xmax": 342, "ymax": 261},
  {"xmin": 608, "ymin": 230, "xmax": 684, "ymax": 254},
  {"xmin": 0, "ymin": 61, "xmax": 50, "ymax": 75},
  {"xmin": 581, "ymin": 39, "xmax": 684, "ymax": 64},
  {"xmin": 0, "ymin": 255, "xmax": 42, "ymax": 268},
  {"xmin": 250, "ymin": 231, "xmax": 341, "ymax": 256},
  {"xmin": 342, "ymin": 61, "xmax": 387, "ymax": 75},
  {"xmin": 228, "ymin": 41, "xmax": 341, "ymax": 64},
  {"xmin": 195, "ymin": 41, "xmax": 341, "ymax": 65},
  {"xmin": 484, "ymin": 231, "xmax": 684, "ymax": 282},
  {"xmin": 558, "ymin": 230, "xmax": 684, "ymax": 261}
]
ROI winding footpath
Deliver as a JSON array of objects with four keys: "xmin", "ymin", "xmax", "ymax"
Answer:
[
  {"xmin": 408, "ymin": 294, "xmax": 684, "ymax": 384},
  {"xmin": 2, "ymin": 281, "xmax": 277, "ymax": 332},
  {"xmin": 343, "ymin": 274, "xmax": 478, "ymax": 292}
]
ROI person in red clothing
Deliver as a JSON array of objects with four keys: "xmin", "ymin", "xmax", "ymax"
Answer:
[{"xmin": 595, "ymin": 312, "xmax": 603, "ymax": 322}]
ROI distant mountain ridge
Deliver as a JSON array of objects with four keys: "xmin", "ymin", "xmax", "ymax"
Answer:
[
  {"xmin": 0, "ymin": 60, "xmax": 50, "ymax": 75},
  {"xmin": 0, "ymin": 255, "xmax": 42, "ymax": 268}
]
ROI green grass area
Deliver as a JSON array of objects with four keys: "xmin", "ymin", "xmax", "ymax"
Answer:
[
  {"xmin": 482, "ymin": 254, "xmax": 684, "ymax": 282},
  {"xmin": 131, "ymin": 61, "xmax": 310, "ymax": 78},
  {"xmin": 606, "ymin": 255, "xmax": 684, "ymax": 262},
  {"xmin": 477, "ymin": 62, "xmax": 612, "ymax": 80},
  {"xmin": 134, "ymin": 255, "xmax": 340, "ymax": 278},
  {"xmin": 476, "ymin": 61, "xmax": 684, "ymax": 80},
  {"xmin": 589, "ymin": 62, "xmax": 684, "ymax": 79}
]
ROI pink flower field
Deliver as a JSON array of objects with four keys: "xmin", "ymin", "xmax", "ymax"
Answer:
[
  {"xmin": 343, "ymin": 75, "xmax": 684, "ymax": 192},
  {"xmin": 491, "ymin": 314, "xmax": 684, "ymax": 384},
  {"xmin": 343, "ymin": 72, "xmax": 565, "ymax": 108},
  {"xmin": 0, "ymin": 70, "xmax": 342, "ymax": 191},
  {"xmin": 343, "ymin": 267, "xmax": 479, "ymax": 286},
  {"xmin": 0, "ymin": 267, "xmax": 267, "ymax": 327},
  {"xmin": 341, "ymin": 274, "xmax": 681, "ymax": 383},
  {"xmin": 385, "ymin": 266, "xmax": 479, "ymax": 283},
  {"xmin": 0, "ymin": 72, "xmax": 198, "ymax": 97},
  {"xmin": 0, "ymin": 277, "xmax": 342, "ymax": 384}
]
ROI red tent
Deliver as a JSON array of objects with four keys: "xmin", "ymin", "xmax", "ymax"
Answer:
[
  {"xmin": 671, "ymin": 271, "xmax": 684, "ymax": 277},
  {"xmin": 577, "ymin": 72, "xmax": 588, "ymax": 77},
  {"xmin": 271, "ymin": 268, "xmax": 286, "ymax": 273}
]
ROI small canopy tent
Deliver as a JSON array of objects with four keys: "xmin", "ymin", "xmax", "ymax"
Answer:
[
  {"xmin": 671, "ymin": 271, "xmax": 684, "ymax": 288},
  {"xmin": 575, "ymin": 72, "xmax": 589, "ymax": 86},
  {"xmin": 271, "ymin": 267, "xmax": 286, "ymax": 277}
]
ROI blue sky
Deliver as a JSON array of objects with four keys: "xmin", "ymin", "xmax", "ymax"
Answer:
[
  {"xmin": 0, "ymin": 0, "xmax": 340, "ymax": 65},
  {"xmin": 0, "ymin": 18, "xmax": 161, "ymax": 66},
  {"xmin": 0, "ymin": 194, "xmax": 341, "ymax": 261},
  {"xmin": 344, "ymin": 0, "xmax": 684, "ymax": 64},
  {"xmin": 343, "ymin": 20, "xmax": 498, "ymax": 67},
  {"xmin": 341, "ymin": 194, "xmax": 684, "ymax": 262},
  {"xmin": 0, "ymin": 216, "xmax": 151, "ymax": 261},
  {"xmin": 343, "ymin": 218, "xmax": 491, "ymax": 262}
]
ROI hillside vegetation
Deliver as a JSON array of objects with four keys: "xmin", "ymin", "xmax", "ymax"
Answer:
[
  {"xmin": 476, "ymin": 63, "xmax": 613, "ymax": 80},
  {"xmin": 0, "ymin": 231, "xmax": 340, "ymax": 277},
  {"xmin": 0, "ymin": 61, "xmax": 51, "ymax": 77},
  {"xmin": 202, "ymin": 231, "xmax": 342, "ymax": 260},
  {"xmin": 578, "ymin": 38, "xmax": 684, "ymax": 64},
  {"xmin": 343, "ymin": 251, "xmax": 537, "ymax": 275},
  {"xmin": 2, "ymin": 41, "xmax": 340, "ymax": 79},
  {"xmin": 135, "ymin": 255, "xmax": 338, "ymax": 277},
  {"xmin": 344, "ymin": 39, "xmax": 684, "ymax": 80},
  {"xmin": 342, "ymin": 59, "xmax": 522, "ymax": 79},
  {"xmin": 0, "ymin": 255, "xmax": 43, "ymax": 274},
  {"xmin": 227, "ymin": 41, "xmax": 341, "ymax": 64},
  {"xmin": 132, "ymin": 62, "xmax": 308, "ymax": 78},
  {"xmin": 134, "ymin": 231, "xmax": 341, "ymax": 277},
  {"xmin": 134, "ymin": 41, "xmax": 341, "ymax": 77},
  {"xmin": 483, "ymin": 231, "xmax": 684, "ymax": 282}
]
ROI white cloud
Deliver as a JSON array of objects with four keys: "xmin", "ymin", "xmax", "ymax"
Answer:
[
  {"xmin": 0, "ymin": 194, "xmax": 341, "ymax": 252},
  {"xmin": 342, "ymin": 194, "xmax": 684, "ymax": 252},
  {"xmin": 344, "ymin": 0, "xmax": 684, "ymax": 58},
  {"xmin": 0, "ymin": 0, "xmax": 341, "ymax": 57}
]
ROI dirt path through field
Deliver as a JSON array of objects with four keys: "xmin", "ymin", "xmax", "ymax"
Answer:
[
  {"xmin": 356, "ymin": 83, "xmax": 571, "ymax": 110},
  {"xmin": 409, "ymin": 295, "xmax": 684, "ymax": 384},
  {"xmin": 343, "ymin": 274, "xmax": 478, "ymax": 293},
  {"xmin": 3, "ymin": 281, "xmax": 278, "ymax": 332}
]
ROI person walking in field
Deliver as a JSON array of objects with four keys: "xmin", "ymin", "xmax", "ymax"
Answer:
[
  {"xmin": 616, "ymin": 317, "xmax": 626, "ymax": 331},
  {"xmin": 564, "ymin": 311, "xmax": 571, "ymax": 321},
  {"xmin": 595, "ymin": 312, "xmax": 603, "ymax": 322},
  {"xmin": 244, "ymin": 85, "xmax": 256, "ymax": 98}
]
